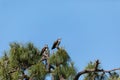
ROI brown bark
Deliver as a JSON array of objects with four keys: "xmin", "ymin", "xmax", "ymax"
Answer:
[{"xmin": 74, "ymin": 60, "xmax": 120, "ymax": 80}]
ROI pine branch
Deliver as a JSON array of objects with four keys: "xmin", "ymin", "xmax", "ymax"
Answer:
[
  {"xmin": 74, "ymin": 60, "xmax": 120, "ymax": 80},
  {"xmin": 8, "ymin": 67, "xmax": 19, "ymax": 74}
]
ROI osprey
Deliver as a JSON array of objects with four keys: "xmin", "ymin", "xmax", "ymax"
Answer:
[
  {"xmin": 51, "ymin": 38, "xmax": 61, "ymax": 50},
  {"xmin": 40, "ymin": 45, "xmax": 49, "ymax": 56}
]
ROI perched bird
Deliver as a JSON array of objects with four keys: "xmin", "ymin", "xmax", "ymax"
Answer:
[
  {"xmin": 51, "ymin": 38, "xmax": 61, "ymax": 50},
  {"xmin": 40, "ymin": 45, "xmax": 49, "ymax": 56}
]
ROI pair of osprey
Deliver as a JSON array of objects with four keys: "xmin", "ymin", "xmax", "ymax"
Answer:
[{"xmin": 40, "ymin": 38, "xmax": 61, "ymax": 56}]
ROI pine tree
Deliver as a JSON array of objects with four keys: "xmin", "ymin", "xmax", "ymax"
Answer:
[
  {"xmin": 0, "ymin": 42, "xmax": 120, "ymax": 80},
  {"xmin": 0, "ymin": 42, "xmax": 76, "ymax": 80}
]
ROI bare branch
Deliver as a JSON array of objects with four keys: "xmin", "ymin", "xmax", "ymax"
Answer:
[
  {"xmin": 94, "ymin": 60, "xmax": 100, "ymax": 71},
  {"xmin": 74, "ymin": 60, "xmax": 120, "ymax": 80}
]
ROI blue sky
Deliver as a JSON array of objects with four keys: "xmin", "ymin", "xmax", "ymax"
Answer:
[{"xmin": 0, "ymin": 0, "xmax": 120, "ymax": 79}]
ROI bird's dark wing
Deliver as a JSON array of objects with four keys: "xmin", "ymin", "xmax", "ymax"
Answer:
[
  {"xmin": 51, "ymin": 40, "xmax": 58, "ymax": 49},
  {"xmin": 40, "ymin": 47, "xmax": 46, "ymax": 56}
]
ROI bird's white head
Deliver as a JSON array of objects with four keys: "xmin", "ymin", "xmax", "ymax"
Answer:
[
  {"xmin": 58, "ymin": 38, "xmax": 62, "ymax": 42},
  {"xmin": 44, "ymin": 44, "xmax": 48, "ymax": 47}
]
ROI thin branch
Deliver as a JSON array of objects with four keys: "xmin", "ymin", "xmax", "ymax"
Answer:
[
  {"xmin": 94, "ymin": 60, "xmax": 100, "ymax": 71},
  {"xmin": 74, "ymin": 68, "xmax": 120, "ymax": 80},
  {"xmin": 74, "ymin": 60, "xmax": 120, "ymax": 80}
]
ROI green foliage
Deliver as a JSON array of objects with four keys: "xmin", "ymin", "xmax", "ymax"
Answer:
[
  {"xmin": 0, "ymin": 42, "xmax": 119, "ymax": 80},
  {"xmin": 9, "ymin": 43, "xmax": 40, "ymax": 68},
  {"xmin": 0, "ymin": 53, "xmax": 11, "ymax": 80},
  {"xmin": 0, "ymin": 42, "xmax": 76, "ymax": 80},
  {"xmin": 108, "ymin": 72, "xmax": 120, "ymax": 80},
  {"xmin": 50, "ymin": 48, "xmax": 76, "ymax": 80},
  {"xmin": 49, "ymin": 48, "xmax": 70, "ymax": 66},
  {"xmin": 28, "ymin": 62, "xmax": 47, "ymax": 80}
]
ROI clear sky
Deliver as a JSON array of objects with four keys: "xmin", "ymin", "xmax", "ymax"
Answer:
[{"xmin": 0, "ymin": 0, "xmax": 120, "ymax": 79}]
